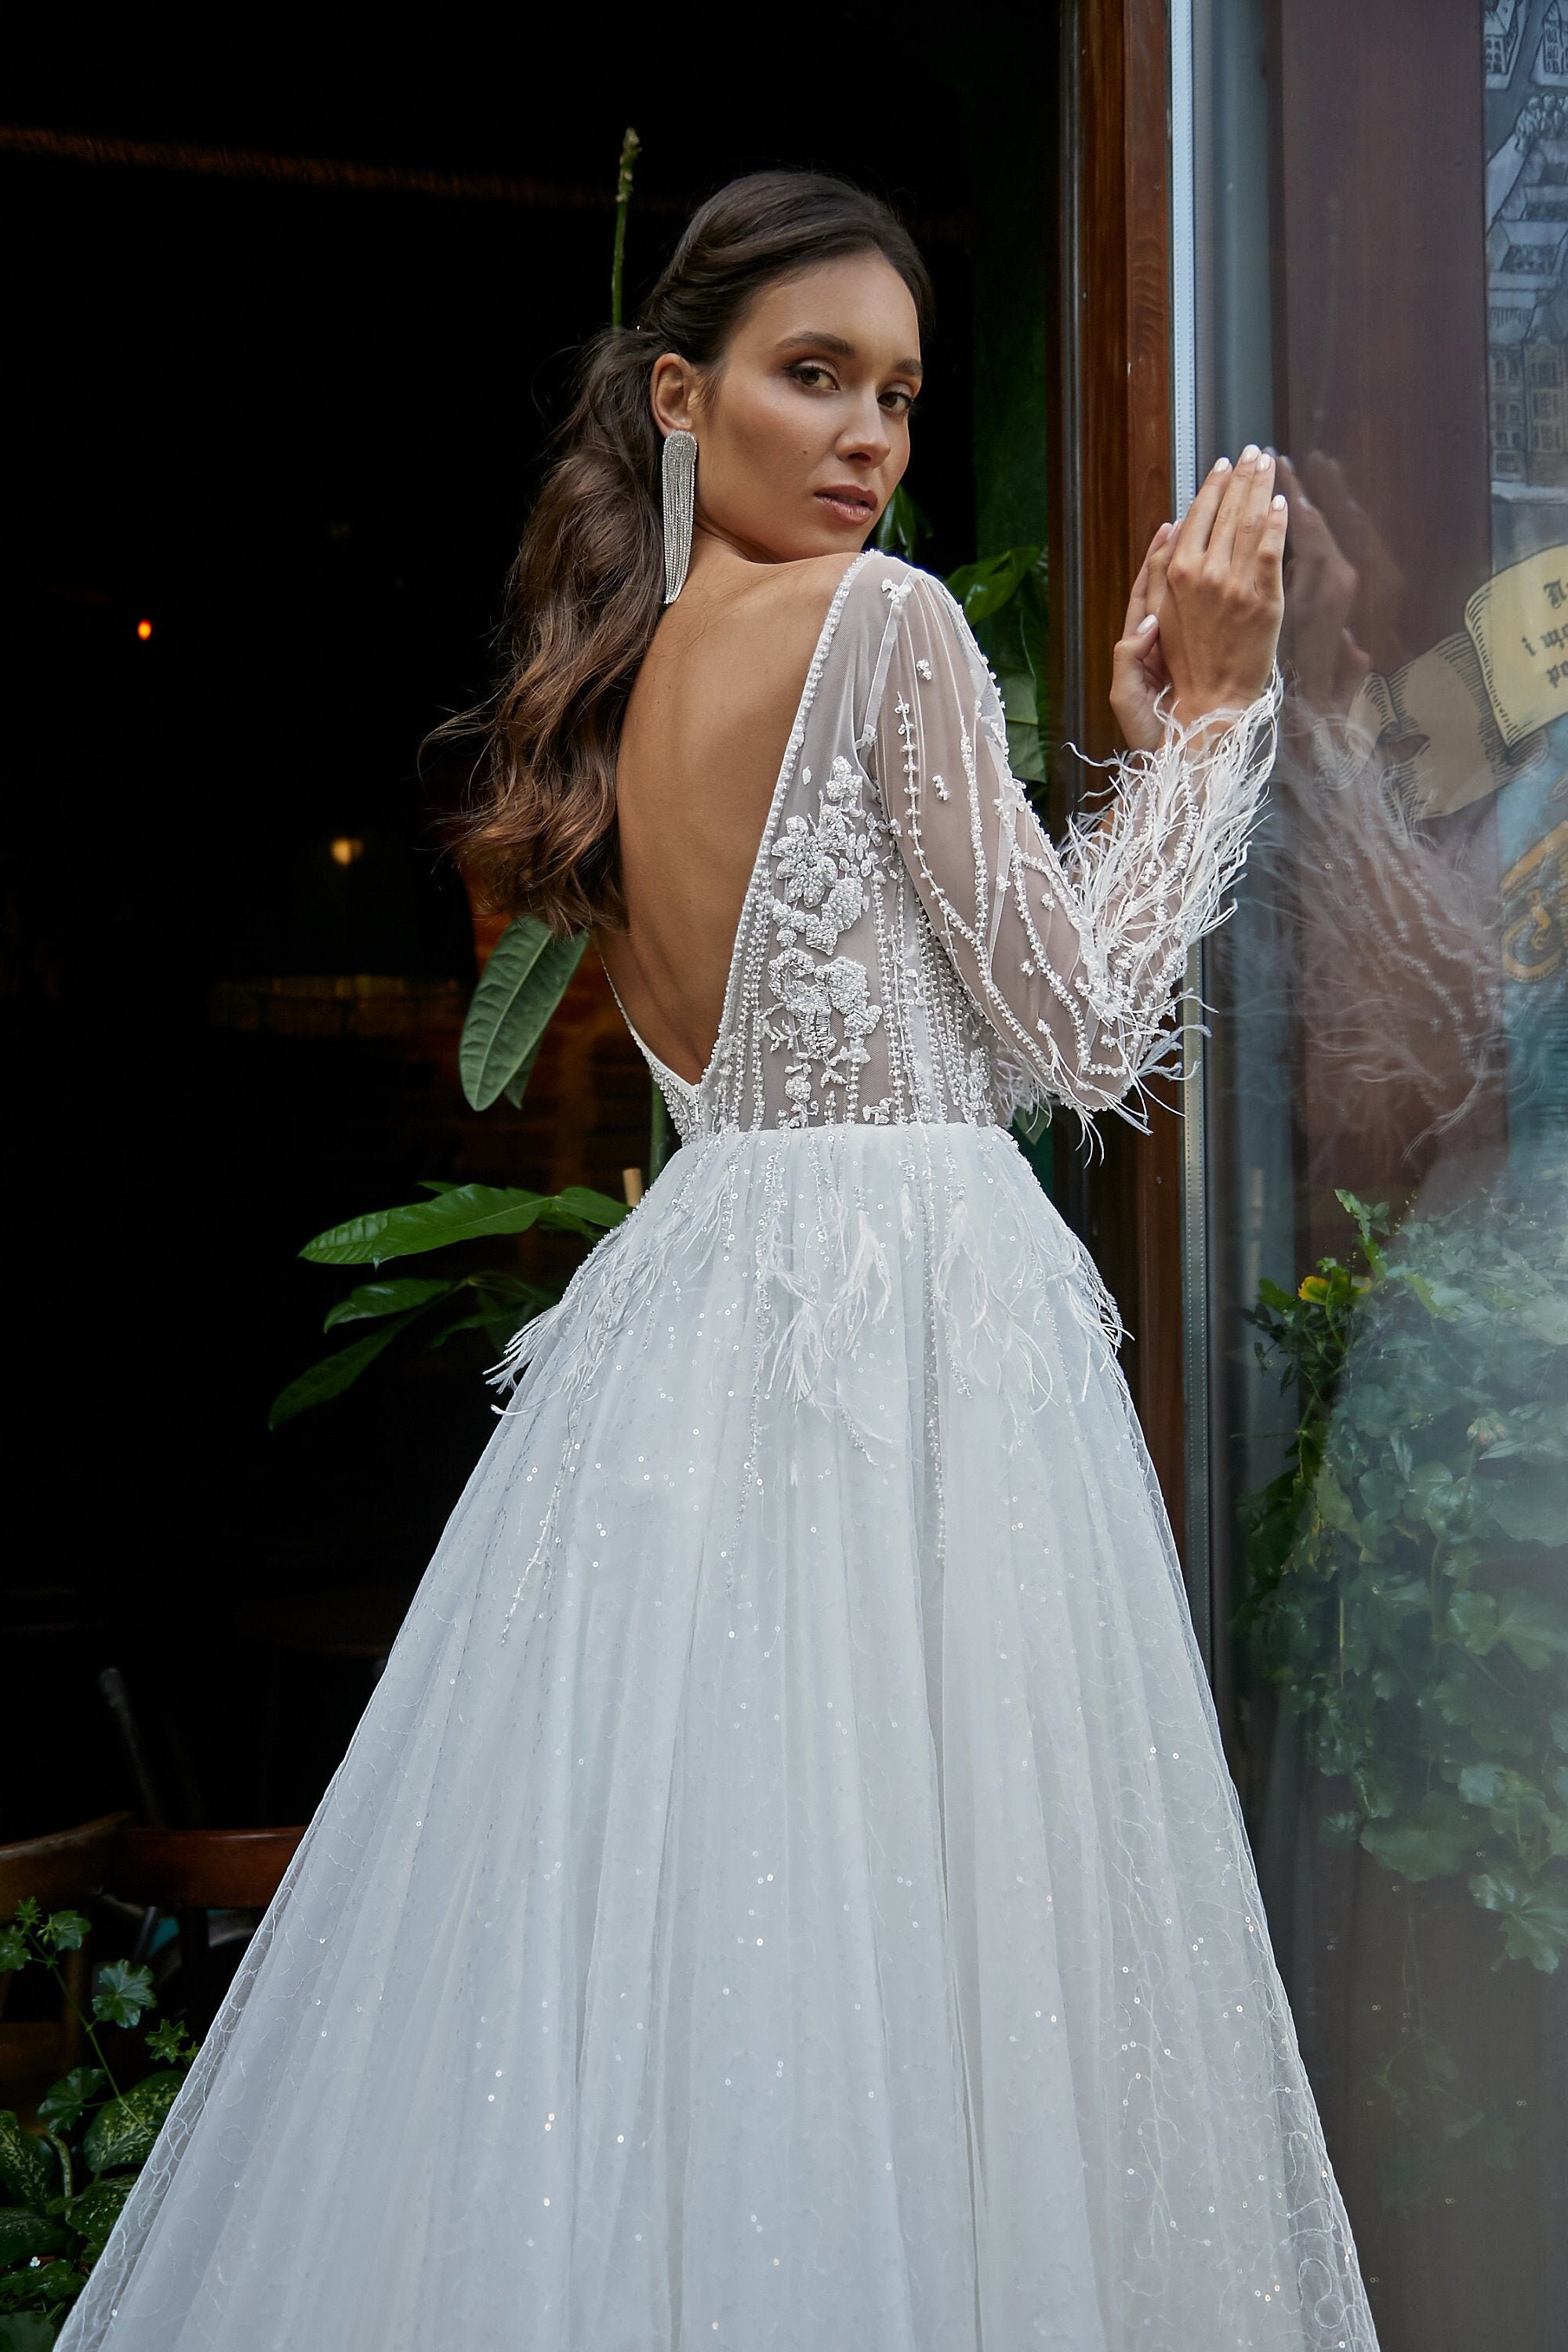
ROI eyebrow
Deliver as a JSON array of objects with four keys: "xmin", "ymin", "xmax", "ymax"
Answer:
[{"xmin": 776, "ymin": 329, "xmax": 924, "ymax": 376}]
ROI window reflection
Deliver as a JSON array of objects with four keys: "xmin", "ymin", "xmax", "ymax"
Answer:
[{"xmin": 1197, "ymin": 3, "xmax": 1568, "ymax": 2343}]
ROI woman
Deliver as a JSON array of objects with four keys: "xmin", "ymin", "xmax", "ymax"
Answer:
[{"xmin": 60, "ymin": 174, "xmax": 1378, "ymax": 2350}]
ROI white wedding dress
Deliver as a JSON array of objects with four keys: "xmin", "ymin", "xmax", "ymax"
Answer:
[{"xmin": 58, "ymin": 552, "xmax": 1379, "ymax": 2350}]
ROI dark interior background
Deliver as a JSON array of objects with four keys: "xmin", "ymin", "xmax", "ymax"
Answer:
[{"xmin": 4, "ymin": 20, "xmax": 1065, "ymax": 1838}]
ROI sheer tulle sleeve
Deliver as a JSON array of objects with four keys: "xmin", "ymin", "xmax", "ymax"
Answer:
[{"xmin": 863, "ymin": 565, "xmax": 1282, "ymax": 1134}]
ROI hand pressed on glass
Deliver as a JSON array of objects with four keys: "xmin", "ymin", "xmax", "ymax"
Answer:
[{"xmin": 1110, "ymin": 448, "xmax": 1287, "ymax": 753}]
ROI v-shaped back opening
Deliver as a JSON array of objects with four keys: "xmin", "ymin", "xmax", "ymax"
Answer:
[{"xmin": 607, "ymin": 547, "xmax": 876, "ymax": 1102}]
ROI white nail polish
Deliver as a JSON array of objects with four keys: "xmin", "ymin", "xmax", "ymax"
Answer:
[
  {"xmin": 1272, "ymin": 494, "xmax": 1287, "ymax": 510},
  {"xmin": 1138, "ymin": 613, "xmax": 1158, "ymax": 633},
  {"xmin": 1240, "ymin": 442, "xmax": 1260, "ymax": 463},
  {"xmin": 1213, "ymin": 457, "xmax": 1232, "ymax": 474}
]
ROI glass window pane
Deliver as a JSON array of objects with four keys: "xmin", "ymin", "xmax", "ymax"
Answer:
[{"xmin": 1194, "ymin": 4, "xmax": 1568, "ymax": 2343}]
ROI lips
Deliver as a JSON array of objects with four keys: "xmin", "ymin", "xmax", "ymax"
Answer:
[{"xmin": 814, "ymin": 487, "xmax": 877, "ymax": 525}]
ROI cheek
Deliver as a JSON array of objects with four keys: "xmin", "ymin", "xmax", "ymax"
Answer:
[{"xmin": 714, "ymin": 382, "xmax": 826, "ymax": 477}]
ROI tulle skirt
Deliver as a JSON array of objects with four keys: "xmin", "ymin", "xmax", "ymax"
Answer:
[{"xmin": 57, "ymin": 1121, "xmax": 1378, "ymax": 2351}]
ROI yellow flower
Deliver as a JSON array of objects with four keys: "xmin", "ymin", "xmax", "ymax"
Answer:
[{"xmin": 1298, "ymin": 1275, "xmax": 1330, "ymax": 1302}]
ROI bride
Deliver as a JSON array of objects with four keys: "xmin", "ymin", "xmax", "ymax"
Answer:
[{"xmin": 59, "ymin": 172, "xmax": 1379, "ymax": 2350}]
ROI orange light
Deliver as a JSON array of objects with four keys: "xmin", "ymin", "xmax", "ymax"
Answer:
[
  {"xmin": 329, "ymin": 837, "xmax": 365, "ymax": 867},
  {"xmin": 136, "ymin": 619, "xmax": 153, "ymax": 640}
]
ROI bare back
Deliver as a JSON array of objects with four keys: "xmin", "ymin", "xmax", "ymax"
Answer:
[{"xmin": 597, "ymin": 550, "xmax": 861, "ymax": 1087}]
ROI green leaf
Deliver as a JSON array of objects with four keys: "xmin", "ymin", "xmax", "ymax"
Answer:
[
  {"xmin": 34, "ymin": 2070, "xmax": 107, "ymax": 2135},
  {"xmin": 143, "ymin": 2018, "xmax": 197, "ymax": 2067},
  {"xmin": 459, "ymin": 920, "xmax": 586, "ymax": 1113},
  {"xmin": 499, "ymin": 1043, "xmax": 543, "ymax": 1112},
  {"xmin": 81, "ymin": 2073, "xmax": 183, "ymax": 2176},
  {"xmin": 1522, "ymin": 1291, "xmax": 1568, "ymax": 1347},
  {"xmin": 0, "ymin": 2267, "xmax": 80, "ymax": 2320},
  {"xmin": 1350, "ymin": 1755, "xmax": 1404, "ymax": 1820},
  {"xmin": 67, "ymin": 2164, "xmax": 136, "ymax": 2258},
  {"xmin": 1494, "ymin": 1589, "xmax": 1568, "ymax": 1671},
  {"xmin": 0, "ymin": 2213, "xmax": 68, "ymax": 2269},
  {"xmin": 38, "ymin": 1913, "xmax": 89, "ymax": 1956},
  {"xmin": 945, "ymin": 545, "xmax": 1040, "ymax": 626},
  {"xmin": 873, "ymin": 483, "xmax": 931, "ymax": 560},
  {"xmin": 0, "ymin": 1928, "xmax": 29, "ymax": 1973},
  {"xmin": 1486, "ymin": 1470, "xmax": 1568, "ymax": 1551},
  {"xmin": 322, "ymin": 1278, "xmax": 457, "ymax": 1332},
  {"xmin": 0, "ymin": 2313, "xmax": 71, "ymax": 2350},
  {"xmin": 269, "ymin": 1305, "xmax": 431, "ymax": 1429},
  {"xmin": 300, "ymin": 1183, "xmax": 626, "ymax": 1269},
  {"xmin": 1447, "ymin": 1589, "xmax": 1500, "ymax": 1656},
  {"xmin": 88, "ymin": 1961, "xmax": 154, "ymax": 2031},
  {"xmin": 1360, "ymin": 1791, "xmax": 1472, "ymax": 1880},
  {"xmin": 0, "ymin": 2114, "xmax": 53, "ymax": 2214},
  {"xmin": 1470, "ymin": 1866, "xmax": 1568, "ymax": 1971},
  {"xmin": 1312, "ymin": 1466, "xmax": 1359, "ymax": 1537}
]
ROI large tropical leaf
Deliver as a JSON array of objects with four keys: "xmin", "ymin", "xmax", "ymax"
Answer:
[
  {"xmin": 459, "ymin": 918, "xmax": 586, "ymax": 1112},
  {"xmin": 268, "ymin": 1305, "xmax": 432, "ymax": 1428},
  {"xmin": 322, "ymin": 1278, "xmax": 457, "ymax": 1332},
  {"xmin": 300, "ymin": 1184, "xmax": 626, "ymax": 1269},
  {"xmin": 946, "ymin": 545, "xmax": 1040, "ymax": 626},
  {"xmin": 873, "ymin": 484, "xmax": 931, "ymax": 561}
]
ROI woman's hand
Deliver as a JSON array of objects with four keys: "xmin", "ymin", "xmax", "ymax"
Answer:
[
  {"xmin": 1109, "ymin": 522, "xmax": 1175, "ymax": 753},
  {"xmin": 1275, "ymin": 455, "xmax": 1373, "ymax": 715},
  {"xmin": 1111, "ymin": 447, "xmax": 1287, "ymax": 749}
]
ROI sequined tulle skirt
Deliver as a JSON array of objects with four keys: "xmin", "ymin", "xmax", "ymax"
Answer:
[{"xmin": 57, "ymin": 1123, "xmax": 1379, "ymax": 2352}]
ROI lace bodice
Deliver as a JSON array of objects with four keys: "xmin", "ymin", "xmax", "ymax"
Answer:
[{"xmin": 609, "ymin": 550, "xmax": 1281, "ymax": 1146}]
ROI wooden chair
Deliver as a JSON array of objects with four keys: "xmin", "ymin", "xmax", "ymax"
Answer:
[
  {"xmin": 0, "ymin": 1817, "xmax": 307, "ymax": 2111},
  {"xmin": 107, "ymin": 1825, "xmax": 305, "ymax": 2037},
  {"xmin": 0, "ymin": 1812, "xmax": 135, "ymax": 2111}
]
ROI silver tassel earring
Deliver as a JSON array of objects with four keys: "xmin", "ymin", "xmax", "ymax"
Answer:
[{"xmin": 662, "ymin": 428, "xmax": 697, "ymax": 604}]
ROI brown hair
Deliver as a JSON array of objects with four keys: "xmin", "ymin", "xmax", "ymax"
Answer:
[{"xmin": 441, "ymin": 170, "xmax": 933, "ymax": 937}]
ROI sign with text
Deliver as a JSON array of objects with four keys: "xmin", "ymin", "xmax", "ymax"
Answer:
[{"xmin": 1465, "ymin": 546, "xmax": 1568, "ymax": 746}]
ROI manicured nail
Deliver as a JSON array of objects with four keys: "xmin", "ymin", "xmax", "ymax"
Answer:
[
  {"xmin": 1271, "ymin": 494, "xmax": 1287, "ymax": 510},
  {"xmin": 1212, "ymin": 456, "xmax": 1232, "ymax": 474},
  {"xmin": 1240, "ymin": 442, "xmax": 1260, "ymax": 464},
  {"xmin": 1138, "ymin": 612, "xmax": 1158, "ymax": 633}
]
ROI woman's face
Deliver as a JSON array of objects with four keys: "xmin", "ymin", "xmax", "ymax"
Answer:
[{"xmin": 651, "ymin": 252, "xmax": 923, "ymax": 565}]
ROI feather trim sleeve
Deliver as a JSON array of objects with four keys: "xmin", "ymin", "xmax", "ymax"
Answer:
[{"xmin": 864, "ymin": 564, "xmax": 1282, "ymax": 1137}]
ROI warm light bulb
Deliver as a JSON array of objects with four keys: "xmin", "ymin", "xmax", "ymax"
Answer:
[
  {"xmin": 329, "ymin": 837, "xmax": 365, "ymax": 867},
  {"xmin": 136, "ymin": 619, "xmax": 153, "ymax": 641}
]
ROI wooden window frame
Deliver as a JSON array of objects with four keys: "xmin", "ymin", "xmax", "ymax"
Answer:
[{"xmin": 1051, "ymin": 0, "xmax": 1186, "ymax": 1546}]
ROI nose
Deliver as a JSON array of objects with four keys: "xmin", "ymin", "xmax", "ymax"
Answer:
[{"xmin": 837, "ymin": 391, "xmax": 893, "ymax": 467}]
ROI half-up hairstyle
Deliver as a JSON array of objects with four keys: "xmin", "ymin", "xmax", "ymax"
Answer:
[{"xmin": 444, "ymin": 170, "xmax": 934, "ymax": 936}]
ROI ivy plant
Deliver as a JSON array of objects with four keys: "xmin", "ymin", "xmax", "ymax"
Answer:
[
  {"xmin": 1238, "ymin": 1174, "xmax": 1568, "ymax": 1973},
  {"xmin": 0, "ymin": 1901, "xmax": 198, "ymax": 2344}
]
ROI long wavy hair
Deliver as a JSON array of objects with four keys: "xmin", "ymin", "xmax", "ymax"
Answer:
[{"xmin": 441, "ymin": 170, "xmax": 933, "ymax": 938}]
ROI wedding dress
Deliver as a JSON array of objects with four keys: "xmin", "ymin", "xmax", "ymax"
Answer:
[{"xmin": 57, "ymin": 550, "xmax": 1379, "ymax": 2350}]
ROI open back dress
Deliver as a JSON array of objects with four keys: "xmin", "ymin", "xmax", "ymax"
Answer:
[{"xmin": 56, "ymin": 552, "xmax": 1379, "ymax": 2351}]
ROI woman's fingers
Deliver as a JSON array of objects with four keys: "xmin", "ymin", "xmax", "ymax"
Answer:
[
  {"xmin": 1121, "ymin": 521, "xmax": 1174, "ymax": 637},
  {"xmin": 1171, "ymin": 456, "xmax": 1235, "ymax": 562},
  {"xmin": 1259, "ymin": 486, "xmax": 1288, "ymax": 601},
  {"xmin": 1208, "ymin": 447, "xmax": 1274, "ymax": 571},
  {"xmin": 1145, "ymin": 520, "xmax": 1174, "ymax": 608}
]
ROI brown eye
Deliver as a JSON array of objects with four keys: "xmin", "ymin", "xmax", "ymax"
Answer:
[{"xmin": 789, "ymin": 363, "xmax": 837, "ymax": 392}]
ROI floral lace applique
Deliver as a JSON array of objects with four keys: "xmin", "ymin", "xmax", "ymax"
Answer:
[{"xmin": 764, "ymin": 755, "xmax": 894, "ymax": 1123}]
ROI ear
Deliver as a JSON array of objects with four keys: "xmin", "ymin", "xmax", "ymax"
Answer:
[{"xmin": 650, "ymin": 353, "xmax": 699, "ymax": 438}]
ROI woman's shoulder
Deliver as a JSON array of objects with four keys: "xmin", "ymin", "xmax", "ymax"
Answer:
[
  {"xmin": 838, "ymin": 550, "xmax": 957, "ymax": 626},
  {"xmin": 739, "ymin": 548, "xmax": 949, "ymax": 626}
]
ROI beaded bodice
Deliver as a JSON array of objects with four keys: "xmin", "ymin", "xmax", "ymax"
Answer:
[{"xmin": 609, "ymin": 551, "xmax": 1281, "ymax": 1148}]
